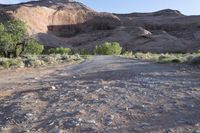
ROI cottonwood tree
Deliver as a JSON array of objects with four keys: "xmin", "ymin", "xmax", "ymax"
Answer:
[{"xmin": 0, "ymin": 20, "xmax": 33, "ymax": 58}]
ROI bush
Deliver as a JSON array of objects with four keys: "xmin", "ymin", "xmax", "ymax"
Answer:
[
  {"xmin": 42, "ymin": 54, "xmax": 61, "ymax": 64},
  {"xmin": 23, "ymin": 40, "xmax": 44, "ymax": 55},
  {"xmin": 69, "ymin": 54, "xmax": 82, "ymax": 61},
  {"xmin": 189, "ymin": 56, "xmax": 200, "ymax": 64},
  {"xmin": 0, "ymin": 20, "xmax": 27, "ymax": 58},
  {"xmin": 94, "ymin": 42, "xmax": 122, "ymax": 55},
  {"xmin": 122, "ymin": 51, "xmax": 133, "ymax": 57},
  {"xmin": 133, "ymin": 52, "xmax": 160, "ymax": 60},
  {"xmin": 24, "ymin": 59, "xmax": 45, "ymax": 67},
  {"xmin": 0, "ymin": 20, "xmax": 44, "ymax": 58},
  {"xmin": 0, "ymin": 58, "xmax": 24, "ymax": 68},
  {"xmin": 158, "ymin": 54, "xmax": 184, "ymax": 63},
  {"xmin": 0, "ymin": 54, "xmax": 83, "ymax": 69},
  {"xmin": 48, "ymin": 47, "xmax": 71, "ymax": 55},
  {"xmin": 78, "ymin": 49, "xmax": 92, "ymax": 55}
]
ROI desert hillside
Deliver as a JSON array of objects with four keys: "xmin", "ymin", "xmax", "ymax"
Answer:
[{"xmin": 0, "ymin": 0, "xmax": 200, "ymax": 53}]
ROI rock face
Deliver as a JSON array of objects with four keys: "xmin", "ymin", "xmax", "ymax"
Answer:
[{"xmin": 0, "ymin": 0, "xmax": 200, "ymax": 53}]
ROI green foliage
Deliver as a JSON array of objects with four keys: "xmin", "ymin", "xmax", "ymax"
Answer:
[
  {"xmin": 94, "ymin": 42, "xmax": 122, "ymax": 55},
  {"xmin": 122, "ymin": 51, "xmax": 200, "ymax": 65},
  {"xmin": 189, "ymin": 55, "xmax": 200, "ymax": 64},
  {"xmin": 16, "ymin": 45, "xmax": 23, "ymax": 57},
  {"xmin": 158, "ymin": 55, "xmax": 182, "ymax": 63},
  {"xmin": 4, "ymin": 20, "xmax": 27, "ymax": 44},
  {"xmin": 78, "ymin": 49, "xmax": 92, "ymax": 55},
  {"xmin": 122, "ymin": 51, "xmax": 133, "ymax": 57},
  {"xmin": 0, "ymin": 58, "xmax": 24, "ymax": 68},
  {"xmin": 0, "ymin": 54, "xmax": 83, "ymax": 69},
  {"xmin": 0, "ymin": 20, "xmax": 44, "ymax": 58},
  {"xmin": 0, "ymin": 20, "xmax": 27, "ymax": 58},
  {"xmin": 112, "ymin": 42, "xmax": 122, "ymax": 55},
  {"xmin": 122, "ymin": 52, "xmax": 161, "ymax": 61},
  {"xmin": 0, "ymin": 24, "xmax": 4, "ymax": 32},
  {"xmin": 0, "ymin": 32, "xmax": 13, "ymax": 54},
  {"xmin": 23, "ymin": 40, "xmax": 44, "ymax": 55},
  {"xmin": 48, "ymin": 47, "xmax": 71, "ymax": 55}
]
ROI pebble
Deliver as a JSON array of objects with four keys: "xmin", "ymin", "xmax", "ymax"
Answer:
[
  {"xmin": 104, "ymin": 115, "xmax": 114, "ymax": 126},
  {"xmin": 63, "ymin": 118, "xmax": 81, "ymax": 128},
  {"xmin": 74, "ymin": 98, "xmax": 78, "ymax": 101},
  {"xmin": 81, "ymin": 126, "xmax": 97, "ymax": 132},
  {"xmin": 26, "ymin": 113, "xmax": 33, "ymax": 117},
  {"xmin": 195, "ymin": 123, "xmax": 200, "ymax": 127},
  {"xmin": 125, "ymin": 107, "xmax": 129, "ymax": 111},
  {"xmin": 87, "ymin": 120, "xmax": 96, "ymax": 125},
  {"xmin": 103, "ymin": 86, "xmax": 109, "ymax": 89},
  {"xmin": 51, "ymin": 86, "xmax": 56, "ymax": 90},
  {"xmin": 55, "ymin": 128, "xmax": 61, "ymax": 133},
  {"xmin": 139, "ymin": 122, "xmax": 150, "ymax": 128},
  {"xmin": 164, "ymin": 128, "xmax": 174, "ymax": 133},
  {"xmin": 49, "ymin": 121, "xmax": 54, "ymax": 126}
]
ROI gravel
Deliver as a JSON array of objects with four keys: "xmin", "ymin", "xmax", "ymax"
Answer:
[{"xmin": 0, "ymin": 56, "xmax": 200, "ymax": 133}]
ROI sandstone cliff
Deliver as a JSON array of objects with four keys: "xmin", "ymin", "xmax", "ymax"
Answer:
[{"xmin": 0, "ymin": 0, "xmax": 200, "ymax": 53}]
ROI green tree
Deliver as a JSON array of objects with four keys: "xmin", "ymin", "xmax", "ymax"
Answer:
[
  {"xmin": 111, "ymin": 42, "xmax": 122, "ymax": 55},
  {"xmin": 94, "ymin": 42, "xmax": 122, "ymax": 55},
  {"xmin": 0, "ymin": 24, "xmax": 14, "ymax": 57},
  {"xmin": 23, "ymin": 40, "xmax": 44, "ymax": 55},
  {"xmin": 4, "ymin": 20, "xmax": 27, "ymax": 44},
  {"xmin": 0, "ymin": 20, "xmax": 27, "ymax": 58}
]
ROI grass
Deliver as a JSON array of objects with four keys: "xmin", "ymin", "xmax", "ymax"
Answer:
[
  {"xmin": 0, "ymin": 58, "xmax": 24, "ymax": 68},
  {"xmin": 121, "ymin": 51, "xmax": 200, "ymax": 64},
  {"xmin": 80, "ymin": 55, "xmax": 93, "ymax": 60},
  {"xmin": 0, "ymin": 54, "xmax": 84, "ymax": 69}
]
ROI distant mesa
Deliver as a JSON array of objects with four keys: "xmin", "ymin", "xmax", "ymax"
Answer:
[{"xmin": 153, "ymin": 9, "xmax": 183, "ymax": 16}]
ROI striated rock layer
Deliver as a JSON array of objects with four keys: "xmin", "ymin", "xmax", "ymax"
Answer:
[{"xmin": 0, "ymin": 0, "xmax": 200, "ymax": 53}]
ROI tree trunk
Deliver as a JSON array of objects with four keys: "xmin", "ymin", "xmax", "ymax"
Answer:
[{"xmin": 3, "ymin": 51, "xmax": 8, "ymax": 58}]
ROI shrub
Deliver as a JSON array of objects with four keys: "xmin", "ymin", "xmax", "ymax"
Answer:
[
  {"xmin": 24, "ymin": 59, "xmax": 45, "ymax": 67},
  {"xmin": 78, "ymin": 49, "xmax": 92, "ymax": 55},
  {"xmin": 94, "ymin": 42, "xmax": 122, "ymax": 55},
  {"xmin": 16, "ymin": 45, "xmax": 23, "ymax": 57},
  {"xmin": 23, "ymin": 55, "xmax": 49, "ymax": 67},
  {"xmin": 69, "ymin": 54, "xmax": 82, "ymax": 61},
  {"xmin": 189, "ymin": 56, "xmax": 200, "ymax": 64},
  {"xmin": 48, "ymin": 47, "xmax": 71, "ymax": 55},
  {"xmin": 23, "ymin": 40, "xmax": 44, "ymax": 55},
  {"xmin": 0, "ymin": 20, "xmax": 45, "ymax": 58},
  {"xmin": 0, "ymin": 20, "xmax": 27, "ymax": 58},
  {"xmin": 133, "ymin": 52, "xmax": 160, "ymax": 60},
  {"xmin": 122, "ymin": 51, "xmax": 133, "ymax": 57},
  {"xmin": 0, "ymin": 54, "xmax": 83, "ymax": 69},
  {"xmin": 158, "ymin": 55, "xmax": 183, "ymax": 63},
  {"xmin": 0, "ymin": 58, "xmax": 24, "ymax": 68},
  {"xmin": 43, "ymin": 54, "xmax": 61, "ymax": 64}
]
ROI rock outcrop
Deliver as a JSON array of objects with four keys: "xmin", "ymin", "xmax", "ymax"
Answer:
[{"xmin": 0, "ymin": 1, "xmax": 200, "ymax": 53}]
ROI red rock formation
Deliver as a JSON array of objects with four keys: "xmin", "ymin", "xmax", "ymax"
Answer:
[{"xmin": 0, "ymin": 1, "xmax": 200, "ymax": 53}]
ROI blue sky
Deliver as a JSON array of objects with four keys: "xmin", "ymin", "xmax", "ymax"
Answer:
[{"xmin": 0, "ymin": 0, "xmax": 200, "ymax": 15}]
